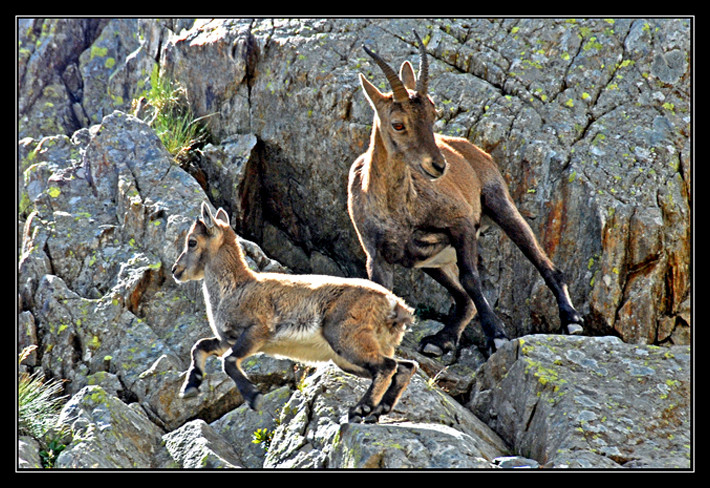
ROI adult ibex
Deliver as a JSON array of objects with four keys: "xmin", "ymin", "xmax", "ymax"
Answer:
[
  {"xmin": 348, "ymin": 31, "xmax": 584, "ymax": 357},
  {"xmin": 172, "ymin": 202, "xmax": 418, "ymax": 423}
]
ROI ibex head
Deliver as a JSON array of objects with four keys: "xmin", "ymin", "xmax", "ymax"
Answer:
[
  {"xmin": 172, "ymin": 202, "xmax": 230, "ymax": 283},
  {"xmin": 360, "ymin": 30, "xmax": 447, "ymax": 179}
]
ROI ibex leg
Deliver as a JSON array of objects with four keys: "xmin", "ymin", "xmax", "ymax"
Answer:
[
  {"xmin": 451, "ymin": 223, "xmax": 509, "ymax": 354},
  {"xmin": 419, "ymin": 264, "xmax": 476, "ymax": 357},
  {"xmin": 180, "ymin": 337, "xmax": 229, "ymax": 398},
  {"xmin": 482, "ymin": 185, "xmax": 584, "ymax": 334},
  {"xmin": 366, "ymin": 253, "xmax": 395, "ymax": 291},
  {"xmin": 368, "ymin": 359, "xmax": 418, "ymax": 420},
  {"xmin": 223, "ymin": 327, "xmax": 266, "ymax": 411},
  {"xmin": 348, "ymin": 357, "xmax": 398, "ymax": 423}
]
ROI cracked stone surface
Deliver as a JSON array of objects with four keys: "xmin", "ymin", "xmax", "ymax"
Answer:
[
  {"xmin": 468, "ymin": 335, "xmax": 691, "ymax": 468},
  {"xmin": 18, "ymin": 18, "xmax": 692, "ymax": 469}
]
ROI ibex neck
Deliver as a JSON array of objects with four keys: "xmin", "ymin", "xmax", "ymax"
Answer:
[
  {"xmin": 365, "ymin": 125, "xmax": 415, "ymax": 210},
  {"xmin": 203, "ymin": 234, "xmax": 256, "ymax": 302}
]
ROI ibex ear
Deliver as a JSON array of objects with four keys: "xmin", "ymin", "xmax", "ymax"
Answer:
[
  {"xmin": 200, "ymin": 202, "xmax": 216, "ymax": 233},
  {"xmin": 214, "ymin": 207, "xmax": 229, "ymax": 226},
  {"xmin": 359, "ymin": 73, "xmax": 387, "ymax": 111},
  {"xmin": 400, "ymin": 61, "xmax": 416, "ymax": 91}
]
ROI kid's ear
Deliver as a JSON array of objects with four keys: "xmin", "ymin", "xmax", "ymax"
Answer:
[
  {"xmin": 201, "ymin": 201, "xmax": 214, "ymax": 225},
  {"xmin": 214, "ymin": 207, "xmax": 230, "ymax": 226},
  {"xmin": 199, "ymin": 201, "xmax": 220, "ymax": 234}
]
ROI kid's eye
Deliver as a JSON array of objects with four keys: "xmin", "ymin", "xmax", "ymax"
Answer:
[
  {"xmin": 188, "ymin": 239, "xmax": 197, "ymax": 248},
  {"xmin": 392, "ymin": 122, "xmax": 405, "ymax": 131}
]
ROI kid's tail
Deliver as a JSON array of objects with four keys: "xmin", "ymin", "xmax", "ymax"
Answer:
[{"xmin": 386, "ymin": 296, "xmax": 415, "ymax": 328}]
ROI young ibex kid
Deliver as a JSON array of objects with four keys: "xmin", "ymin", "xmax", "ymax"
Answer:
[
  {"xmin": 172, "ymin": 202, "xmax": 418, "ymax": 423},
  {"xmin": 348, "ymin": 31, "xmax": 584, "ymax": 357}
]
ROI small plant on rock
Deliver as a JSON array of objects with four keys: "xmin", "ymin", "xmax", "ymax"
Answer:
[
  {"xmin": 18, "ymin": 345, "xmax": 68, "ymax": 468},
  {"xmin": 132, "ymin": 65, "xmax": 213, "ymax": 171}
]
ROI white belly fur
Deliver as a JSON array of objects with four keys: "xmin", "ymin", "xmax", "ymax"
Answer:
[{"xmin": 258, "ymin": 322, "xmax": 365, "ymax": 375}]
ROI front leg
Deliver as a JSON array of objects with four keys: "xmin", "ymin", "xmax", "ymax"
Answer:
[
  {"xmin": 222, "ymin": 326, "xmax": 267, "ymax": 411},
  {"xmin": 366, "ymin": 251, "xmax": 395, "ymax": 291},
  {"xmin": 181, "ymin": 337, "xmax": 229, "ymax": 398},
  {"xmin": 419, "ymin": 264, "xmax": 476, "ymax": 357}
]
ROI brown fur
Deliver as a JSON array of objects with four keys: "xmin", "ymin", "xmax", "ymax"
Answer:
[
  {"xmin": 172, "ymin": 202, "xmax": 417, "ymax": 423},
  {"xmin": 348, "ymin": 32, "xmax": 584, "ymax": 357}
]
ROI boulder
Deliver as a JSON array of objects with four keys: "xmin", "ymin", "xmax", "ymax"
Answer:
[
  {"xmin": 160, "ymin": 18, "xmax": 691, "ymax": 345},
  {"xmin": 54, "ymin": 385, "xmax": 166, "ymax": 468},
  {"xmin": 468, "ymin": 335, "xmax": 691, "ymax": 468},
  {"xmin": 262, "ymin": 363, "xmax": 509, "ymax": 469}
]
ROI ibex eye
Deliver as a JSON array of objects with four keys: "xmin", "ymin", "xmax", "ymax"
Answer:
[
  {"xmin": 188, "ymin": 239, "xmax": 197, "ymax": 248},
  {"xmin": 392, "ymin": 122, "xmax": 405, "ymax": 131}
]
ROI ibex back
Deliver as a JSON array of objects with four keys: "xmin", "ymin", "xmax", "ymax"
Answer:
[
  {"xmin": 172, "ymin": 202, "xmax": 418, "ymax": 423},
  {"xmin": 348, "ymin": 31, "xmax": 584, "ymax": 357}
]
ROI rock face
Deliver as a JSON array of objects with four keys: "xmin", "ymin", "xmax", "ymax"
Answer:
[
  {"xmin": 468, "ymin": 335, "xmax": 691, "ymax": 468},
  {"xmin": 17, "ymin": 18, "xmax": 692, "ymax": 470}
]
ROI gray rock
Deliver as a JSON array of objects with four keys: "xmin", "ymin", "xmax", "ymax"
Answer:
[
  {"xmin": 210, "ymin": 385, "xmax": 294, "ymax": 468},
  {"xmin": 54, "ymin": 385, "xmax": 165, "ymax": 468},
  {"xmin": 162, "ymin": 419, "xmax": 243, "ymax": 469},
  {"xmin": 468, "ymin": 335, "xmax": 691, "ymax": 468},
  {"xmin": 18, "ymin": 436, "xmax": 43, "ymax": 469},
  {"xmin": 264, "ymin": 363, "xmax": 508, "ymax": 469}
]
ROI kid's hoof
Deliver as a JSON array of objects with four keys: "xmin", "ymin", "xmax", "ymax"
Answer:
[
  {"xmin": 566, "ymin": 323, "xmax": 584, "ymax": 335},
  {"xmin": 180, "ymin": 385, "xmax": 199, "ymax": 399},
  {"xmin": 348, "ymin": 404, "xmax": 371, "ymax": 423},
  {"xmin": 493, "ymin": 337, "xmax": 509, "ymax": 350},
  {"xmin": 248, "ymin": 393, "xmax": 264, "ymax": 411}
]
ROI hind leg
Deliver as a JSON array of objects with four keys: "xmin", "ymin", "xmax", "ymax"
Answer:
[
  {"xmin": 324, "ymin": 308, "xmax": 409, "ymax": 423},
  {"xmin": 348, "ymin": 356, "xmax": 398, "ymax": 423},
  {"xmin": 181, "ymin": 337, "xmax": 229, "ymax": 398},
  {"xmin": 364, "ymin": 359, "xmax": 418, "ymax": 422},
  {"xmin": 482, "ymin": 183, "xmax": 584, "ymax": 334}
]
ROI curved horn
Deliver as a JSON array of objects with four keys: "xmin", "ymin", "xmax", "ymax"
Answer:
[
  {"xmin": 412, "ymin": 30, "xmax": 429, "ymax": 95},
  {"xmin": 362, "ymin": 44, "xmax": 410, "ymax": 104}
]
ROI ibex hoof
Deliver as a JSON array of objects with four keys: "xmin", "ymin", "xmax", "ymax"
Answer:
[
  {"xmin": 421, "ymin": 342, "xmax": 445, "ymax": 357},
  {"xmin": 418, "ymin": 334, "xmax": 456, "ymax": 358},
  {"xmin": 180, "ymin": 385, "xmax": 199, "ymax": 399},
  {"xmin": 247, "ymin": 393, "xmax": 264, "ymax": 411},
  {"xmin": 348, "ymin": 404, "xmax": 373, "ymax": 423},
  {"xmin": 566, "ymin": 323, "xmax": 584, "ymax": 335}
]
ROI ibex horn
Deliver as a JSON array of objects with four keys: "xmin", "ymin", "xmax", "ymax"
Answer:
[
  {"xmin": 412, "ymin": 30, "xmax": 428, "ymax": 95},
  {"xmin": 362, "ymin": 44, "xmax": 410, "ymax": 104}
]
